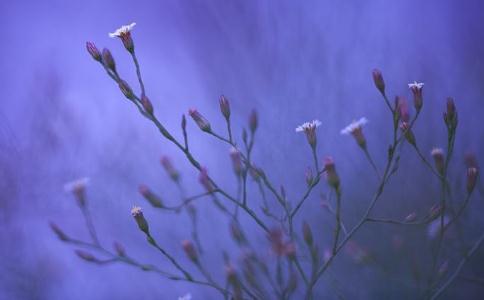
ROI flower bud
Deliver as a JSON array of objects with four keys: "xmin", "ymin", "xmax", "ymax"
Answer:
[
  {"xmin": 141, "ymin": 94, "xmax": 154, "ymax": 115},
  {"xmin": 444, "ymin": 97, "xmax": 458, "ymax": 129},
  {"xmin": 305, "ymin": 167, "xmax": 314, "ymax": 187},
  {"xmin": 466, "ymin": 167, "xmax": 478, "ymax": 194},
  {"xmin": 226, "ymin": 264, "xmax": 243, "ymax": 299},
  {"xmin": 400, "ymin": 122, "xmax": 416, "ymax": 146},
  {"xmin": 396, "ymin": 96, "xmax": 410, "ymax": 123},
  {"xmin": 102, "ymin": 48, "xmax": 116, "ymax": 73},
  {"xmin": 138, "ymin": 185, "xmax": 164, "ymax": 208},
  {"xmin": 198, "ymin": 167, "xmax": 214, "ymax": 192},
  {"xmin": 302, "ymin": 221, "xmax": 313, "ymax": 246},
  {"xmin": 160, "ymin": 156, "xmax": 180, "ymax": 182},
  {"xmin": 131, "ymin": 206, "xmax": 149, "ymax": 234},
  {"xmin": 431, "ymin": 148, "xmax": 445, "ymax": 176},
  {"xmin": 229, "ymin": 147, "xmax": 243, "ymax": 177},
  {"xmin": 49, "ymin": 222, "xmax": 68, "ymax": 241},
  {"xmin": 64, "ymin": 177, "xmax": 90, "ymax": 208},
  {"xmin": 285, "ymin": 242, "xmax": 297, "ymax": 260},
  {"xmin": 230, "ymin": 221, "xmax": 246, "ymax": 245},
  {"xmin": 249, "ymin": 110, "xmax": 258, "ymax": 134},
  {"xmin": 182, "ymin": 240, "xmax": 198, "ymax": 263},
  {"xmin": 86, "ymin": 42, "xmax": 101, "ymax": 62},
  {"xmin": 324, "ymin": 157, "xmax": 340, "ymax": 190},
  {"xmin": 408, "ymin": 81, "xmax": 424, "ymax": 112},
  {"xmin": 75, "ymin": 250, "xmax": 98, "ymax": 263},
  {"xmin": 188, "ymin": 109, "xmax": 211, "ymax": 132},
  {"xmin": 118, "ymin": 80, "xmax": 134, "ymax": 100},
  {"xmin": 113, "ymin": 241, "xmax": 126, "ymax": 256},
  {"xmin": 464, "ymin": 152, "xmax": 479, "ymax": 169},
  {"xmin": 219, "ymin": 95, "xmax": 231, "ymax": 120},
  {"xmin": 372, "ymin": 69, "xmax": 385, "ymax": 95}
]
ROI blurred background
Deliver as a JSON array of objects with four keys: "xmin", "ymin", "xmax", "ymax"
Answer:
[{"xmin": 1, "ymin": 0, "xmax": 484, "ymax": 299}]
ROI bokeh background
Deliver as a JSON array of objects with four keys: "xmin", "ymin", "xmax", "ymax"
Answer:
[{"xmin": 1, "ymin": 0, "xmax": 484, "ymax": 299}]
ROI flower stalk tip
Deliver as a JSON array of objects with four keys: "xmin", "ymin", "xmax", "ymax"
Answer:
[
  {"xmin": 86, "ymin": 42, "xmax": 101, "ymax": 62},
  {"xmin": 372, "ymin": 69, "xmax": 385, "ymax": 95},
  {"xmin": 188, "ymin": 109, "xmax": 211, "ymax": 133},
  {"xmin": 131, "ymin": 206, "xmax": 149, "ymax": 234},
  {"xmin": 219, "ymin": 95, "xmax": 231, "ymax": 120}
]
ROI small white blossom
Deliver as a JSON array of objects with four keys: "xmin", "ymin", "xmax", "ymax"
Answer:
[
  {"xmin": 295, "ymin": 120, "xmax": 322, "ymax": 133},
  {"xmin": 340, "ymin": 117, "xmax": 368, "ymax": 135},
  {"xmin": 178, "ymin": 293, "xmax": 192, "ymax": 300},
  {"xmin": 408, "ymin": 81, "xmax": 424, "ymax": 89},
  {"xmin": 109, "ymin": 22, "xmax": 136, "ymax": 38},
  {"xmin": 130, "ymin": 205, "xmax": 142, "ymax": 217},
  {"xmin": 431, "ymin": 148, "xmax": 444, "ymax": 157},
  {"xmin": 64, "ymin": 177, "xmax": 90, "ymax": 193}
]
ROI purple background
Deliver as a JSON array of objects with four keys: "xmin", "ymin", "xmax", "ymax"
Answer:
[{"xmin": 1, "ymin": 0, "xmax": 484, "ymax": 299}]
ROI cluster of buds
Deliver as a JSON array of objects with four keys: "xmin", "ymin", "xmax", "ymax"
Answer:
[
  {"xmin": 138, "ymin": 185, "xmax": 164, "ymax": 208},
  {"xmin": 181, "ymin": 240, "xmax": 198, "ymax": 263},
  {"xmin": 64, "ymin": 177, "xmax": 90, "ymax": 208},
  {"xmin": 340, "ymin": 117, "xmax": 368, "ymax": 149},
  {"xmin": 408, "ymin": 81, "xmax": 424, "ymax": 112},
  {"xmin": 229, "ymin": 147, "xmax": 243, "ymax": 177},
  {"xmin": 131, "ymin": 206, "xmax": 149, "ymax": 234},
  {"xmin": 372, "ymin": 69, "xmax": 385, "ymax": 95},
  {"xmin": 109, "ymin": 22, "xmax": 136, "ymax": 53},
  {"xmin": 198, "ymin": 167, "xmax": 214, "ymax": 192},
  {"xmin": 296, "ymin": 120, "xmax": 322, "ymax": 150},
  {"xmin": 324, "ymin": 157, "xmax": 340, "ymax": 191},
  {"xmin": 443, "ymin": 98, "xmax": 458, "ymax": 130},
  {"xmin": 431, "ymin": 148, "xmax": 445, "ymax": 176},
  {"xmin": 160, "ymin": 156, "xmax": 180, "ymax": 182},
  {"xmin": 189, "ymin": 109, "xmax": 211, "ymax": 133},
  {"xmin": 219, "ymin": 95, "xmax": 231, "ymax": 120}
]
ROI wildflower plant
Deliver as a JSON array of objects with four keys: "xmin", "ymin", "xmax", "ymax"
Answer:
[{"xmin": 51, "ymin": 23, "xmax": 483, "ymax": 299}]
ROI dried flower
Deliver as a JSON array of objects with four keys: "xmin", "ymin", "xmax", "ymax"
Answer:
[
  {"xmin": 131, "ymin": 206, "xmax": 149, "ymax": 234},
  {"xmin": 408, "ymin": 81, "xmax": 424, "ymax": 111},
  {"xmin": 296, "ymin": 119, "xmax": 322, "ymax": 149},
  {"xmin": 229, "ymin": 147, "xmax": 243, "ymax": 177},
  {"xmin": 118, "ymin": 80, "xmax": 134, "ymax": 100},
  {"xmin": 182, "ymin": 240, "xmax": 198, "ymax": 263},
  {"xmin": 466, "ymin": 167, "xmax": 478, "ymax": 194},
  {"xmin": 431, "ymin": 148, "xmax": 445, "ymax": 176},
  {"xmin": 101, "ymin": 48, "xmax": 116, "ymax": 73},
  {"xmin": 160, "ymin": 156, "xmax": 180, "ymax": 182},
  {"xmin": 340, "ymin": 117, "xmax": 368, "ymax": 149},
  {"xmin": 64, "ymin": 177, "xmax": 90, "ymax": 207},
  {"xmin": 49, "ymin": 222, "xmax": 68, "ymax": 241},
  {"xmin": 219, "ymin": 95, "xmax": 231, "ymax": 120},
  {"xmin": 302, "ymin": 221, "xmax": 313, "ymax": 246},
  {"xmin": 400, "ymin": 122, "xmax": 416, "ymax": 146},
  {"xmin": 249, "ymin": 110, "xmax": 258, "ymax": 134},
  {"xmin": 86, "ymin": 42, "xmax": 101, "ymax": 62},
  {"xmin": 372, "ymin": 69, "xmax": 385, "ymax": 95},
  {"xmin": 324, "ymin": 157, "xmax": 340, "ymax": 190},
  {"xmin": 138, "ymin": 185, "xmax": 164, "ymax": 208},
  {"xmin": 141, "ymin": 95, "xmax": 154, "ymax": 115},
  {"xmin": 198, "ymin": 167, "xmax": 214, "ymax": 192},
  {"xmin": 188, "ymin": 109, "xmax": 211, "ymax": 132},
  {"xmin": 109, "ymin": 22, "xmax": 136, "ymax": 53}
]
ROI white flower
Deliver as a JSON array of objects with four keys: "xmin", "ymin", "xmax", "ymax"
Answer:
[
  {"xmin": 130, "ymin": 205, "xmax": 142, "ymax": 217},
  {"xmin": 109, "ymin": 22, "xmax": 136, "ymax": 38},
  {"xmin": 340, "ymin": 117, "xmax": 368, "ymax": 135},
  {"xmin": 295, "ymin": 120, "xmax": 322, "ymax": 133},
  {"xmin": 178, "ymin": 293, "xmax": 192, "ymax": 300},
  {"xmin": 64, "ymin": 177, "xmax": 90, "ymax": 193},
  {"xmin": 408, "ymin": 81, "xmax": 424, "ymax": 89}
]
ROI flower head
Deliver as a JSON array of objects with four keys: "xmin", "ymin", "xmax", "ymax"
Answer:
[
  {"xmin": 340, "ymin": 117, "xmax": 368, "ymax": 149},
  {"xmin": 130, "ymin": 205, "xmax": 143, "ymax": 217},
  {"xmin": 431, "ymin": 148, "xmax": 445, "ymax": 175},
  {"xmin": 296, "ymin": 120, "xmax": 321, "ymax": 149},
  {"xmin": 109, "ymin": 22, "xmax": 136, "ymax": 52},
  {"xmin": 408, "ymin": 81, "xmax": 424, "ymax": 111},
  {"xmin": 408, "ymin": 81, "xmax": 424, "ymax": 89}
]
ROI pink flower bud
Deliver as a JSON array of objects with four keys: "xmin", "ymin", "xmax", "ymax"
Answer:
[
  {"xmin": 249, "ymin": 110, "xmax": 258, "ymax": 134},
  {"xmin": 396, "ymin": 96, "xmax": 410, "ymax": 123},
  {"xmin": 443, "ymin": 97, "xmax": 457, "ymax": 129},
  {"xmin": 229, "ymin": 147, "xmax": 243, "ymax": 177},
  {"xmin": 138, "ymin": 185, "xmax": 164, "ymax": 208},
  {"xmin": 372, "ymin": 69, "xmax": 385, "ymax": 95},
  {"xmin": 219, "ymin": 95, "xmax": 231, "ymax": 120},
  {"xmin": 182, "ymin": 240, "xmax": 198, "ymax": 262},
  {"xmin": 75, "ymin": 250, "xmax": 98, "ymax": 263},
  {"xmin": 101, "ymin": 48, "xmax": 116, "ymax": 73},
  {"xmin": 431, "ymin": 148, "xmax": 445, "ymax": 176},
  {"xmin": 131, "ymin": 206, "xmax": 149, "ymax": 234},
  {"xmin": 302, "ymin": 221, "xmax": 313, "ymax": 246},
  {"xmin": 400, "ymin": 122, "xmax": 416, "ymax": 146},
  {"xmin": 324, "ymin": 157, "xmax": 340, "ymax": 190},
  {"xmin": 188, "ymin": 109, "xmax": 211, "ymax": 132},
  {"xmin": 198, "ymin": 167, "xmax": 214, "ymax": 192},
  {"xmin": 118, "ymin": 80, "xmax": 134, "ymax": 99},
  {"xmin": 86, "ymin": 42, "xmax": 101, "ymax": 62},
  {"xmin": 113, "ymin": 241, "xmax": 126, "ymax": 256},
  {"xmin": 141, "ymin": 95, "xmax": 154, "ymax": 115},
  {"xmin": 49, "ymin": 222, "xmax": 68, "ymax": 241},
  {"xmin": 466, "ymin": 167, "xmax": 478, "ymax": 194},
  {"xmin": 160, "ymin": 156, "xmax": 180, "ymax": 182}
]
